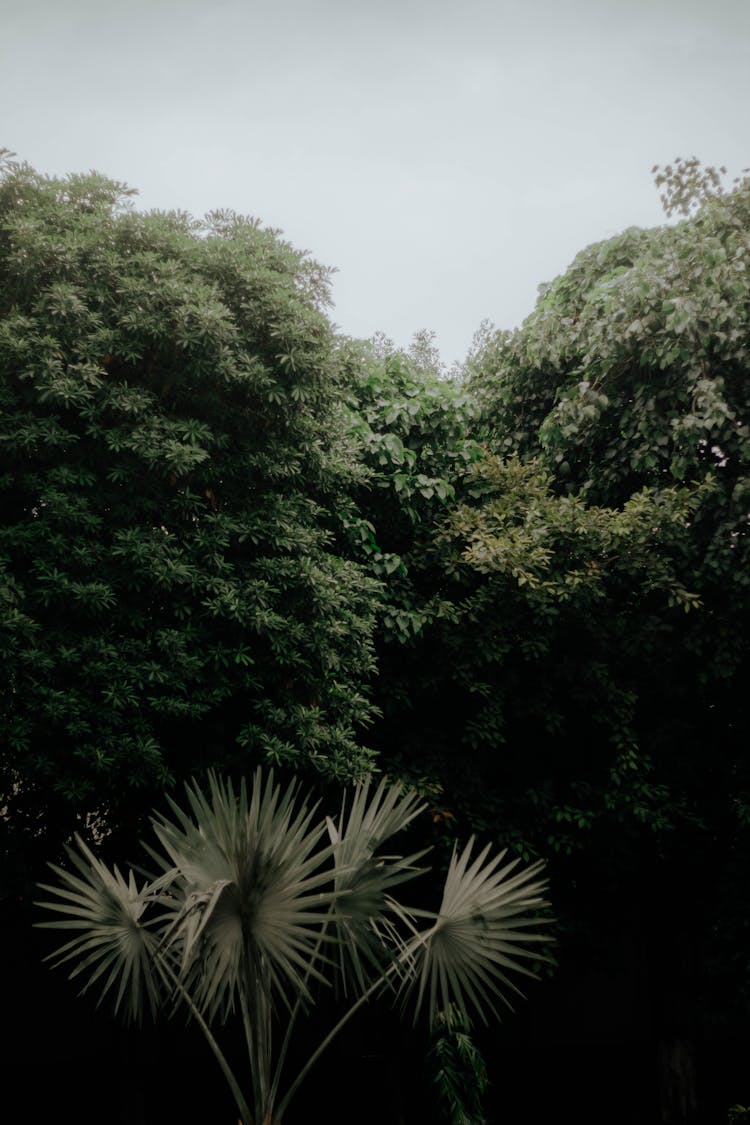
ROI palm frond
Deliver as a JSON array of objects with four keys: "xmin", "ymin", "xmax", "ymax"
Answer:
[
  {"xmin": 326, "ymin": 776, "xmax": 428, "ymax": 992},
  {"xmin": 400, "ymin": 837, "xmax": 551, "ymax": 1028},
  {"xmin": 149, "ymin": 769, "xmax": 339, "ymax": 1020},
  {"xmin": 36, "ymin": 835, "xmax": 167, "ymax": 1023}
]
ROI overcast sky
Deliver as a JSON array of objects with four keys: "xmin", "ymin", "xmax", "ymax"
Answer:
[{"xmin": 3, "ymin": 0, "xmax": 749, "ymax": 364}]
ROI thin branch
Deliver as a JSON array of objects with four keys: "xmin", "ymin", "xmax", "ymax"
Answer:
[
  {"xmin": 268, "ymin": 915, "xmax": 331, "ymax": 1109},
  {"xmin": 160, "ymin": 957, "xmax": 252, "ymax": 1125},
  {"xmin": 275, "ymin": 952, "xmax": 408, "ymax": 1119}
]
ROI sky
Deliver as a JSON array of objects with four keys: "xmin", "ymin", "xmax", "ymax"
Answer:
[{"xmin": 2, "ymin": 0, "xmax": 749, "ymax": 365}]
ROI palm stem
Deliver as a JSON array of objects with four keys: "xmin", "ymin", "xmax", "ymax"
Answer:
[
  {"xmin": 268, "ymin": 913, "xmax": 332, "ymax": 1109},
  {"xmin": 275, "ymin": 955, "xmax": 403, "ymax": 1119},
  {"xmin": 160, "ymin": 957, "xmax": 253, "ymax": 1125},
  {"xmin": 241, "ymin": 951, "xmax": 272, "ymax": 1125}
]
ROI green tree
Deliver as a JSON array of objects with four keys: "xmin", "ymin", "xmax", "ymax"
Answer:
[
  {"xmin": 465, "ymin": 160, "xmax": 750, "ymax": 854},
  {"xmin": 466, "ymin": 159, "xmax": 750, "ymax": 1121},
  {"xmin": 470, "ymin": 161, "xmax": 750, "ymax": 515},
  {"xmin": 0, "ymin": 154, "xmax": 380, "ymax": 878},
  {"xmin": 38, "ymin": 769, "xmax": 550, "ymax": 1125}
]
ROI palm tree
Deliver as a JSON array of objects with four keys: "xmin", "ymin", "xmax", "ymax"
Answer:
[{"xmin": 37, "ymin": 769, "xmax": 550, "ymax": 1125}]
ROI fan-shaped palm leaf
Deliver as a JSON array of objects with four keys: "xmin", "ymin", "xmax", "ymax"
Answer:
[
  {"xmin": 326, "ymin": 776, "xmax": 428, "ymax": 991},
  {"xmin": 149, "ymin": 769, "xmax": 339, "ymax": 1021},
  {"xmin": 36, "ymin": 835, "xmax": 167, "ymax": 1023},
  {"xmin": 401, "ymin": 837, "xmax": 551, "ymax": 1027}
]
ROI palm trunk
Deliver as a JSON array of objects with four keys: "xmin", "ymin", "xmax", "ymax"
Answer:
[{"xmin": 657, "ymin": 1037, "xmax": 698, "ymax": 1125}]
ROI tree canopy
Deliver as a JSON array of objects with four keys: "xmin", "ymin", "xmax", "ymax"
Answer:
[
  {"xmin": 462, "ymin": 164, "xmax": 750, "ymax": 1116},
  {"xmin": 464, "ymin": 165, "xmax": 750, "ymax": 851},
  {"xmin": 0, "ymin": 154, "xmax": 381, "ymax": 872}
]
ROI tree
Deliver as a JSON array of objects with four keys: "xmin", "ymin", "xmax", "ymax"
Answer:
[
  {"xmin": 464, "ymin": 159, "xmax": 750, "ymax": 860},
  {"xmin": 470, "ymin": 161, "xmax": 750, "ymax": 516},
  {"xmin": 37, "ymin": 768, "xmax": 550, "ymax": 1125},
  {"xmin": 0, "ymin": 153, "xmax": 380, "ymax": 881},
  {"xmin": 466, "ymin": 160, "xmax": 750, "ymax": 1121}
]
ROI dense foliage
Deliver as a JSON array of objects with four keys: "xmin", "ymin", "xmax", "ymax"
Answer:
[
  {"xmin": 322, "ymin": 165, "xmax": 750, "ymax": 1120},
  {"xmin": 3, "ymin": 150, "xmax": 749, "ymax": 1122},
  {"xmin": 472, "ymin": 166, "xmax": 750, "ymax": 510},
  {"xmin": 0, "ymin": 154, "xmax": 380, "ymax": 874},
  {"xmin": 342, "ymin": 333, "xmax": 707, "ymax": 861},
  {"xmin": 464, "ymin": 163, "xmax": 750, "ymax": 1118},
  {"xmin": 465, "ymin": 165, "xmax": 750, "ymax": 851}
]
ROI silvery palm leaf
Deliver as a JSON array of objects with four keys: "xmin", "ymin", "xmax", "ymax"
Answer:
[
  {"xmin": 326, "ymin": 776, "xmax": 428, "ymax": 992},
  {"xmin": 36, "ymin": 835, "xmax": 168, "ymax": 1023},
  {"xmin": 149, "ymin": 769, "xmax": 339, "ymax": 1022},
  {"xmin": 401, "ymin": 836, "xmax": 551, "ymax": 1028}
]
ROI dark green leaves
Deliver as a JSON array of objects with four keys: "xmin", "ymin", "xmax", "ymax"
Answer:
[{"xmin": 0, "ymin": 159, "xmax": 381, "ymax": 848}]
